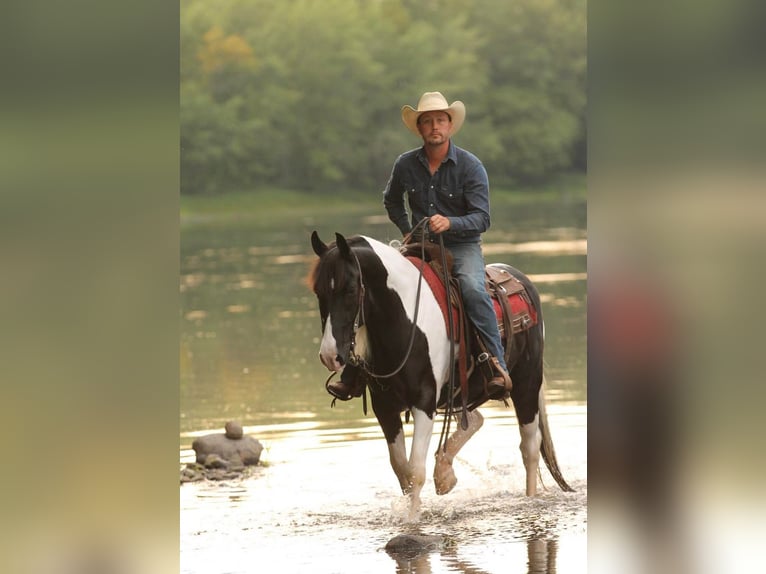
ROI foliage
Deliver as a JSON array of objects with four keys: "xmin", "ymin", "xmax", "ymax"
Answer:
[{"xmin": 180, "ymin": 0, "xmax": 586, "ymax": 195}]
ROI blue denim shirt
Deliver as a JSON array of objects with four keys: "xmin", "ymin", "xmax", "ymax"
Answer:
[{"xmin": 382, "ymin": 141, "xmax": 491, "ymax": 245}]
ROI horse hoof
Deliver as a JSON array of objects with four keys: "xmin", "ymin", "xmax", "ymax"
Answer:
[
  {"xmin": 434, "ymin": 466, "xmax": 457, "ymax": 495},
  {"xmin": 435, "ymin": 476, "xmax": 457, "ymax": 495}
]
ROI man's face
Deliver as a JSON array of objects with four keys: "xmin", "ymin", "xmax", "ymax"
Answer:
[{"xmin": 417, "ymin": 111, "xmax": 451, "ymax": 146}]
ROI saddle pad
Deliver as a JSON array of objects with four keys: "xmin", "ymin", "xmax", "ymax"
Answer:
[
  {"xmin": 405, "ymin": 256, "xmax": 459, "ymax": 335},
  {"xmin": 406, "ymin": 256, "xmax": 537, "ymax": 338},
  {"xmin": 493, "ymin": 292, "xmax": 538, "ymax": 336}
]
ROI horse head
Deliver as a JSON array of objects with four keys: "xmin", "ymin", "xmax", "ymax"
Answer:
[{"xmin": 310, "ymin": 231, "xmax": 365, "ymax": 372}]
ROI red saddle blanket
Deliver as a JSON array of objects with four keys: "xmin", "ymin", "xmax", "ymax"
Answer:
[
  {"xmin": 492, "ymin": 291, "xmax": 538, "ymax": 338},
  {"xmin": 405, "ymin": 257, "xmax": 537, "ymax": 338},
  {"xmin": 405, "ymin": 257, "xmax": 459, "ymax": 333}
]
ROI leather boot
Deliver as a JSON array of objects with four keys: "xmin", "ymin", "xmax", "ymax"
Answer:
[
  {"xmin": 326, "ymin": 363, "xmax": 365, "ymax": 401},
  {"xmin": 486, "ymin": 357, "xmax": 512, "ymax": 398}
]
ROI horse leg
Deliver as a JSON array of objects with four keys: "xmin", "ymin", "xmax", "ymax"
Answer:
[
  {"xmin": 406, "ymin": 408, "xmax": 435, "ymax": 520},
  {"xmin": 369, "ymin": 396, "xmax": 414, "ymax": 496},
  {"xmin": 434, "ymin": 409, "xmax": 484, "ymax": 495},
  {"xmin": 372, "ymin": 401, "xmax": 434, "ymax": 520},
  {"xmin": 519, "ymin": 413, "xmax": 542, "ymax": 496},
  {"xmin": 387, "ymin": 430, "xmax": 412, "ymax": 494},
  {"xmin": 373, "ymin": 408, "xmax": 411, "ymax": 496}
]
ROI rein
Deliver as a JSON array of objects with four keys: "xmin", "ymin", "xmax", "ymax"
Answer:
[{"xmin": 436, "ymin": 231, "xmax": 470, "ymax": 453}]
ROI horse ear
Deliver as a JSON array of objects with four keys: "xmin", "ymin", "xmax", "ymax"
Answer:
[
  {"xmin": 311, "ymin": 231, "xmax": 328, "ymax": 256},
  {"xmin": 335, "ymin": 232, "xmax": 352, "ymax": 260}
]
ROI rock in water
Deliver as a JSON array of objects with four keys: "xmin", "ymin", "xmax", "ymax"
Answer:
[
  {"xmin": 225, "ymin": 421, "xmax": 243, "ymax": 439},
  {"xmin": 203, "ymin": 453, "xmax": 228, "ymax": 469},
  {"xmin": 385, "ymin": 534, "xmax": 443, "ymax": 556},
  {"xmin": 191, "ymin": 421, "xmax": 263, "ymax": 467}
]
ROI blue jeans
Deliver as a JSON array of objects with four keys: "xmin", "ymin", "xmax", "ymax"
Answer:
[{"xmin": 447, "ymin": 242, "xmax": 508, "ymax": 372}]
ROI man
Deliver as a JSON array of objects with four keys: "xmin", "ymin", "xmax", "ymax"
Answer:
[{"xmin": 327, "ymin": 91, "xmax": 511, "ymax": 400}]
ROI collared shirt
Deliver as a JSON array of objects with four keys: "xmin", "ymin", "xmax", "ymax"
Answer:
[{"xmin": 382, "ymin": 141, "xmax": 490, "ymax": 245}]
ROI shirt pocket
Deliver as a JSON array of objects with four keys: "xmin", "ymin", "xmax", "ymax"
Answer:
[
  {"xmin": 438, "ymin": 184, "xmax": 465, "ymax": 210},
  {"xmin": 404, "ymin": 180, "xmax": 425, "ymax": 205}
]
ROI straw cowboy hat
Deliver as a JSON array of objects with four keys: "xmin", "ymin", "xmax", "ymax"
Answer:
[{"xmin": 401, "ymin": 91, "xmax": 466, "ymax": 137}]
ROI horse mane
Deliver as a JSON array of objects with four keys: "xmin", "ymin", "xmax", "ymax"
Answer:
[{"xmin": 305, "ymin": 257, "xmax": 321, "ymax": 292}]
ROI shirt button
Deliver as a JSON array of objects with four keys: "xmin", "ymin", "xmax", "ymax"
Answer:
[{"xmin": 430, "ymin": 203, "xmax": 434, "ymax": 207}]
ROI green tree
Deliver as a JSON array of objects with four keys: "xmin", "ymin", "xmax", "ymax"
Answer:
[
  {"xmin": 459, "ymin": 0, "xmax": 587, "ymax": 182},
  {"xmin": 179, "ymin": 0, "xmax": 586, "ymax": 194}
]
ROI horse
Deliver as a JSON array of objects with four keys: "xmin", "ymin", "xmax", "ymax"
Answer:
[{"xmin": 308, "ymin": 230, "xmax": 573, "ymax": 519}]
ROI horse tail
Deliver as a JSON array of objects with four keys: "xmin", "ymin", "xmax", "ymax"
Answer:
[{"xmin": 538, "ymin": 376, "xmax": 575, "ymax": 492}]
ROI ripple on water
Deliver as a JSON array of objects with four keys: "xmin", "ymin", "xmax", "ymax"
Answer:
[{"xmin": 181, "ymin": 407, "xmax": 586, "ymax": 574}]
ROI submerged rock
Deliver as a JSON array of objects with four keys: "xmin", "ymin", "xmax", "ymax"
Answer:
[
  {"xmin": 180, "ymin": 464, "xmax": 205, "ymax": 483},
  {"xmin": 180, "ymin": 461, "xmax": 257, "ymax": 483},
  {"xmin": 202, "ymin": 453, "xmax": 228, "ymax": 469},
  {"xmin": 385, "ymin": 534, "xmax": 443, "ymax": 556}
]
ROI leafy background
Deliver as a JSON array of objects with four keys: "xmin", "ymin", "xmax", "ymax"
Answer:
[{"xmin": 180, "ymin": 0, "xmax": 586, "ymax": 195}]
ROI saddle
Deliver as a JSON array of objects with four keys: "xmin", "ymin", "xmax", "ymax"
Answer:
[
  {"xmin": 400, "ymin": 241, "xmax": 538, "ymax": 414},
  {"xmin": 485, "ymin": 265, "xmax": 537, "ymax": 354},
  {"xmin": 401, "ymin": 244, "xmax": 538, "ymax": 352}
]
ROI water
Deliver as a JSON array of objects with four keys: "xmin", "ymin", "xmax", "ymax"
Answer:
[{"xmin": 180, "ymin": 194, "xmax": 587, "ymax": 573}]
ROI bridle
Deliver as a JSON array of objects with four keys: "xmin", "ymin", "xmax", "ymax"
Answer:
[{"xmin": 347, "ymin": 247, "xmax": 367, "ymax": 363}]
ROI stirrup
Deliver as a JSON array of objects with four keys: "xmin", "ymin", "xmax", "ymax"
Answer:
[
  {"xmin": 489, "ymin": 357, "xmax": 511, "ymax": 387},
  {"xmin": 484, "ymin": 356, "xmax": 512, "ymax": 399},
  {"xmin": 487, "ymin": 377, "xmax": 511, "ymax": 398}
]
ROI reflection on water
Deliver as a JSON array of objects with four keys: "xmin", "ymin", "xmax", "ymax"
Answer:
[
  {"xmin": 180, "ymin": 405, "xmax": 586, "ymax": 574},
  {"xmin": 181, "ymin": 198, "xmax": 586, "ymax": 573},
  {"xmin": 388, "ymin": 538, "xmax": 562, "ymax": 574},
  {"xmin": 180, "ymin": 205, "xmax": 586, "ymax": 433},
  {"xmin": 482, "ymin": 238, "xmax": 587, "ymax": 256}
]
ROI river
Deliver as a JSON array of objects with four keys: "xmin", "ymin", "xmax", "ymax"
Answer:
[{"xmin": 180, "ymin": 192, "xmax": 587, "ymax": 573}]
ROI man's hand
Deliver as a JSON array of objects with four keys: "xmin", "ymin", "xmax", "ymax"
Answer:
[{"xmin": 429, "ymin": 214, "xmax": 451, "ymax": 234}]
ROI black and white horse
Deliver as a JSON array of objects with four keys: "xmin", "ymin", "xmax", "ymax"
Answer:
[{"xmin": 309, "ymin": 231, "xmax": 572, "ymax": 519}]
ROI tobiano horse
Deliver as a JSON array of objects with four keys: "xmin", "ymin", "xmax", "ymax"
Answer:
[{"xmin": 309, "ymin": 230, "xmax": 573, "ymax": 519}]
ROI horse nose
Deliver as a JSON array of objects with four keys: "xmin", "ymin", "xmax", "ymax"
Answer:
[{"xmin": 318, "ymin": 352, "xmax": 343, "ymax": 372}]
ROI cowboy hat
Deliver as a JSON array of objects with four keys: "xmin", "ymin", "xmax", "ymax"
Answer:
[{"xmin": 401, "ymin": 91, "xmax": 466, "ymax": 137}]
